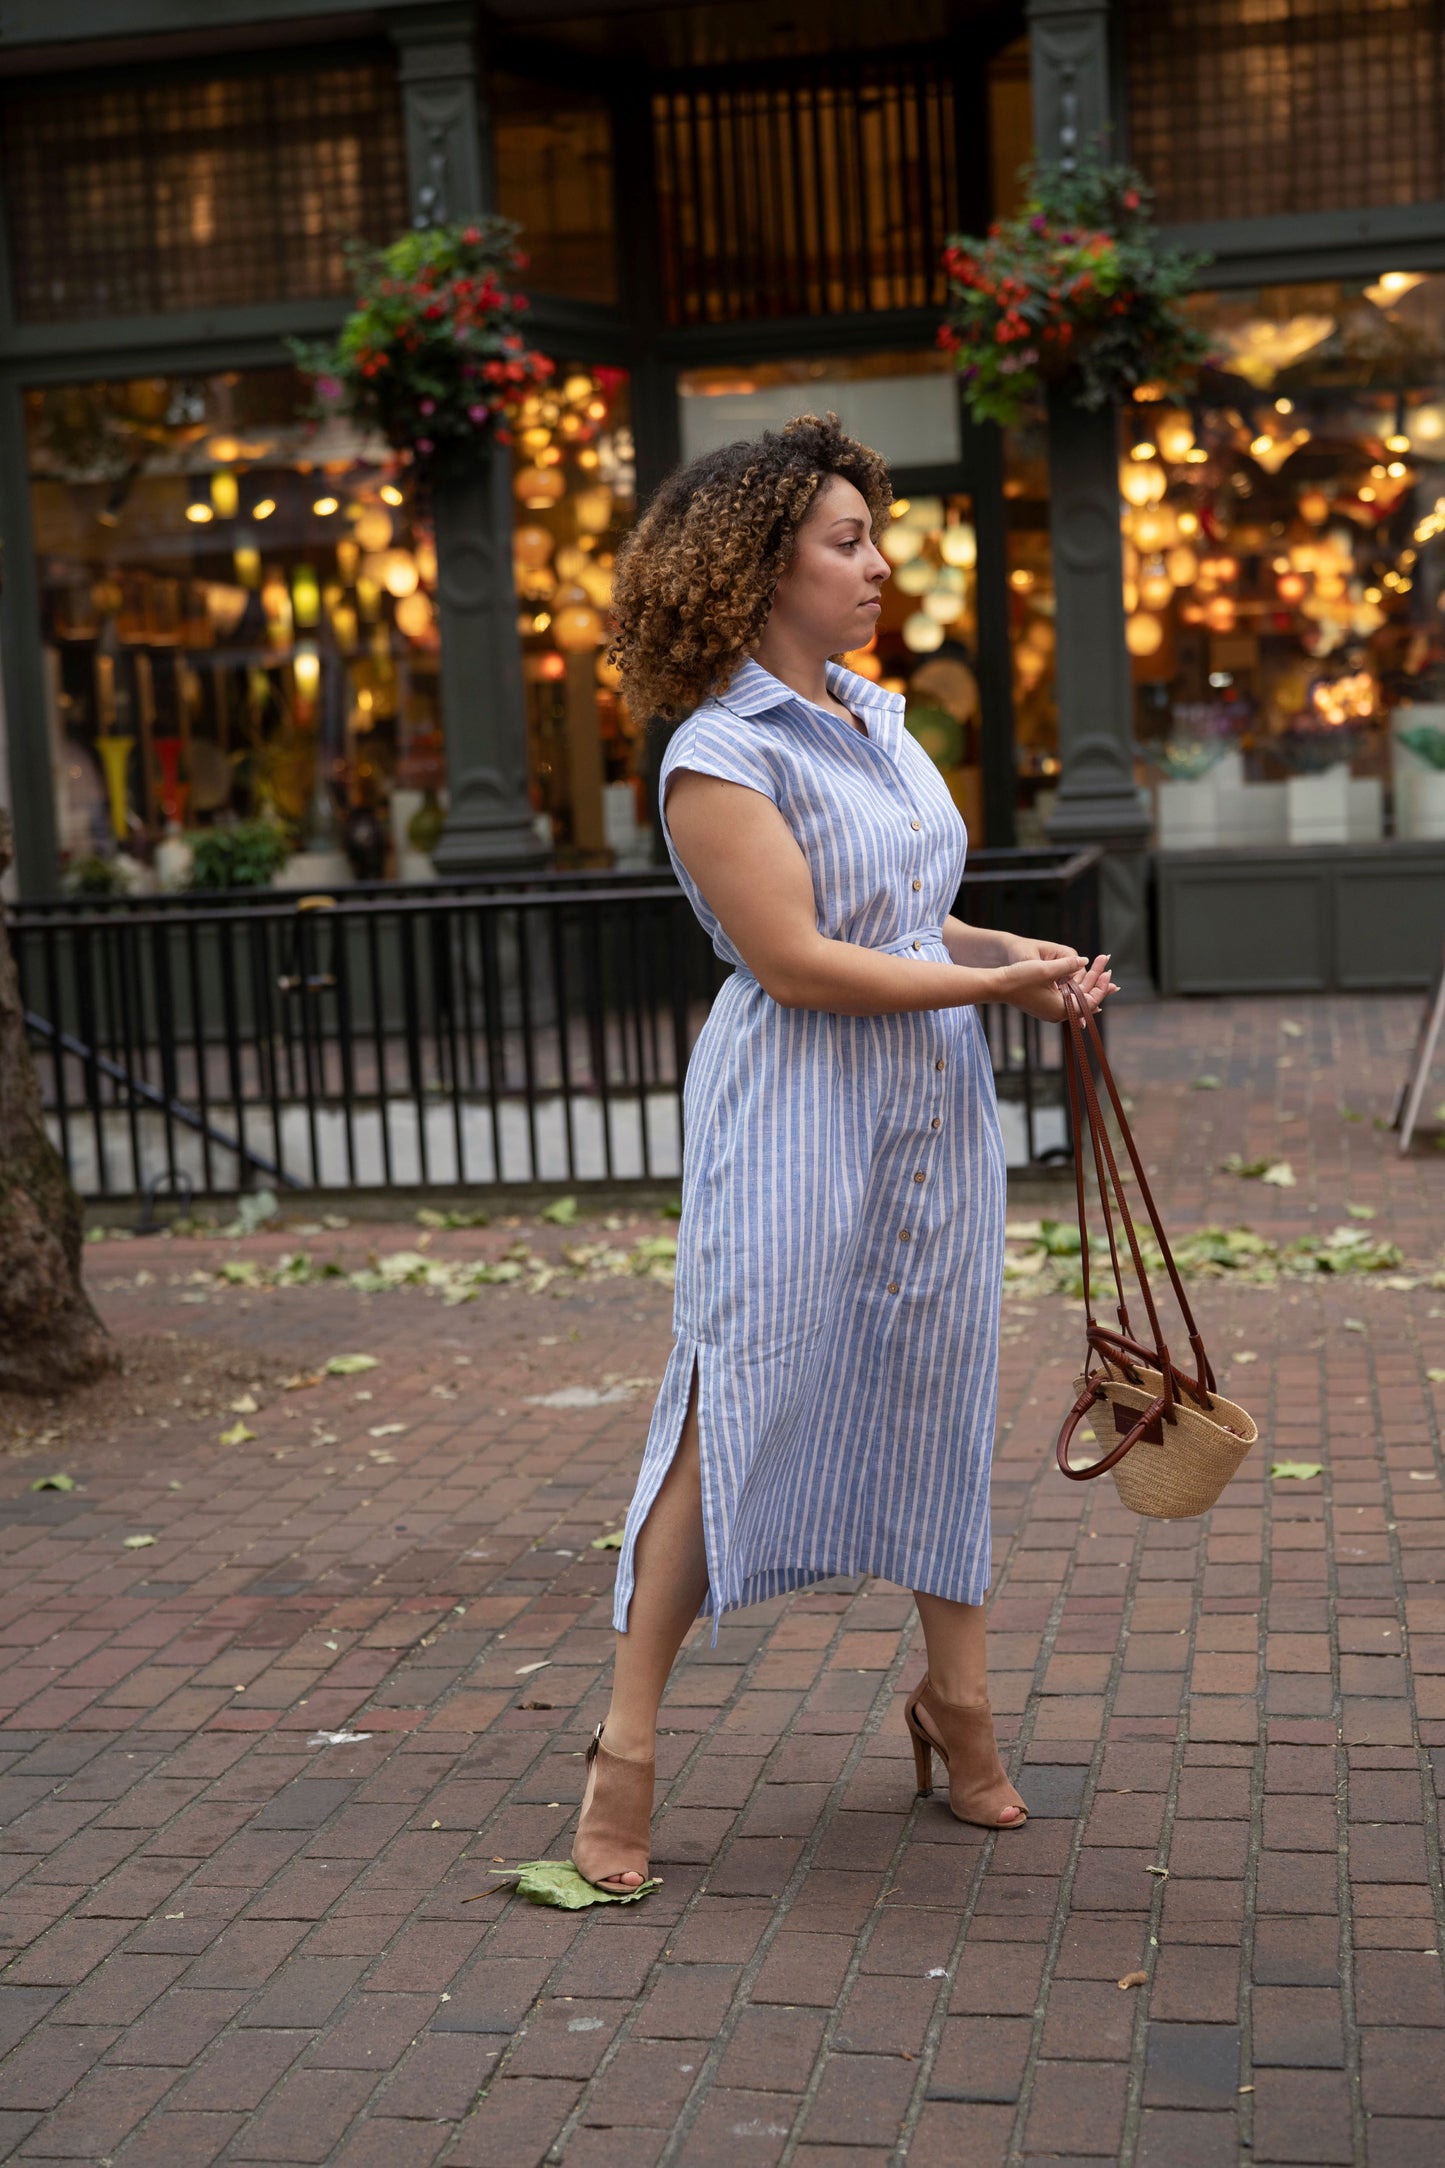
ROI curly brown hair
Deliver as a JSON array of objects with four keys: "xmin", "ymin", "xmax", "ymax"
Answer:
[{"xmin": 608, "ymin": 412, "xmax": 892, "ymax": 723}]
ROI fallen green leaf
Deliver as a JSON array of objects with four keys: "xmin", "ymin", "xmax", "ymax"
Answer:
[
  {"xmin": 218, "ymin": 1421, "xmax": 256, "ymax": 1447},
  {"xmin": 1346, "ymin": 1203, "xmax": 1376, "ymax": 1220},
  {"xmin": 1192, "ymin": 1075, "xmax": 1222, "ymax": 1090},
  {"xmin": 1271, "ymin": 1462, "xmax": 1324, "ymax": 1482},
  {"xmin": 512, "ymin": 1859, "xmax": 660, "ymax": 1909},
  {"xmin": 1281, "ymin": 1020, "xmax": 1305, "ymax": 1038},
  {"xmin": 122, "ymin": 1533, "xmax": 157, "ymax": 1548},
  {"xmin": 1343, "ymin": 1107, "xmax": 1365, "ymax": 1122},
  {"xmin": 327, "ymin": 1354, "xmax": 380, "ymax": 1375},
  {"xmin": 1343, "ymin": 1318, "xmax": 1367, "ymax": 1332},
  {"xmin": 29, "ymin": 1473, "xmax": 76, "ymax": 1492},
  {"xmin": 1260, "ymin": 1162, "xmax": 1297, "ymax": 1188},
  {"xmin": 1222, "ymin": 1155, "xmax": 1271, "ymax": 1179},
  {"xmin": 541, "ymin": 1195, "xmax": 580, "ymax": 1225},
  {"xmin": 591, "ymin": 1529, "xmax": 626, "ymax": 1550},
  {"xmin": 1427, "ymin": 1369, "xmax": 1445, "ymax": 1384}
]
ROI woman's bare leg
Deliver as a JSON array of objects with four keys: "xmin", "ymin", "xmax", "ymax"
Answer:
[
  {"xmin": 600, "ymin": 1362, "xmax": 710, "ymax": 1763},
  {"xmin": 912, "ymin": 1590, "xmax": 1025, "ymax": 1823}
]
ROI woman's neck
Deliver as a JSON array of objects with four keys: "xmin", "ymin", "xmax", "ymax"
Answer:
[{"xmin": 750, "ymin": 632, "xmax": 845, "ymax": 716}]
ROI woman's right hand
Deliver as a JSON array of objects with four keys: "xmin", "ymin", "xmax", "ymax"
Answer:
[{"xmin": 992, "ymin": 951, "xmax": 1118, "ymax": 1023}]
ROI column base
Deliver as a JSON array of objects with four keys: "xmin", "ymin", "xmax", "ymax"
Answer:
[{"xmin": 431, "ymin": 767, "xmax": 550, "ymax": 876}]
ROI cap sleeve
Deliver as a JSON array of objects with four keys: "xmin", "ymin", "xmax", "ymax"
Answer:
[{"xmin": 660, "ymin": 711, "xmax": 780, "ymax": 817}]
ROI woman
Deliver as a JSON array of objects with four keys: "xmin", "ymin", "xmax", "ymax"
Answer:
[{"xmin": 572, "ymin": 415, "xmax": 1117, "ymax": 1893}]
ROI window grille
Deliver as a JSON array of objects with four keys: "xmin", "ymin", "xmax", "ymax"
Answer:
[
  {"xmin": 2, "ymin": 59, "xmax": 408, "ymax": 324},
  {"xmin": 491, "ymin": 75, "xmax": 617, "ymax": 304},
  {"xmin": 1126, "ymin": 0, "xmax": 1445, "ymax": 225},
  {"xmin": 652, "ymin": 57, "xmax": 959, "ymax": 325}
]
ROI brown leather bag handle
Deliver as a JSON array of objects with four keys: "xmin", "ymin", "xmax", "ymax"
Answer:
[
  {"xmin": 1055, "ymin": 983, "xmax": 1218, "ymax": 1481},
  {"xmin": 1061, "ymin": 984, "xmax": 1216, "ymax": 1395}
]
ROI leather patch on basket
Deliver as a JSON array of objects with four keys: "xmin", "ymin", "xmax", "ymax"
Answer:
[{"xmin": 1114, "ymin": 1401, "xmax": 1163, "ymax": 1445}]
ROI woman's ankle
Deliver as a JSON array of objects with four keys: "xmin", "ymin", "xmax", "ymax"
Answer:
[
  {"xmin": 924, "ymin": 1673, "xmax": 990, "ymax": 1711},
  {"xmin": 596, "ymin": 1714, "xmax": 656, "ymax": 1762}
]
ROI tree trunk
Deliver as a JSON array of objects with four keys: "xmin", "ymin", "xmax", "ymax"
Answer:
[{"xmin": 0, "ymin": 813, "xmax": 116, "ymax": 1392}]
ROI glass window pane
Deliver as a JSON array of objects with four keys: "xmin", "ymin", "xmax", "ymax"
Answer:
[
  {"xmin": 490, "ymin": 76, "xmax": 617, "ymax": 305},
  {"xmin": 1, "ymin": 61, "xmax": 408, "ymax": 323},
  {"xmin": 1125, "ymin": 0, "xmax": 1443, "ymax": 224},
  {"xmin": 1003, "ymin": 422, "xmax": 1060, "ymax": 844},
  {"xmin": 511, "ymin": 367, "xmax": 640, "ymax": 863},
  {"xmin": 1126, "ymin": 274, "xmax": 1445, "ymax": 848},
  {"xmin": 27, "ymin": 366, "xmax": 442, "ymax": 887}
]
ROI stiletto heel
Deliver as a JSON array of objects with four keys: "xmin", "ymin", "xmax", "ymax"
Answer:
[
  {"xmin": 571, "ymin": 1722, "xmax": 655, "ymax": 1894},
  {"xmin": 909, "ymin": 1719, "xmax": 934, "ymax": 1797},
  {"xmin": 904, "ymin": 1674, "xmax": 1027, "ymax": 1831}
]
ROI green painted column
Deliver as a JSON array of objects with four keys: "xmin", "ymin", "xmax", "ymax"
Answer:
[
  {"xmin": 388, "ymin": 3, "xmax": 545, "ymax": 872},
  {"xmin": 1028, "ymin": 0, "xmax": 1152, "ymax": 984}
]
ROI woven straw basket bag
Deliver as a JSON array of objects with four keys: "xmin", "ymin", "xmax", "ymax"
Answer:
[{"xmin": 1054, "ymin": 985, "xmax": 1259, "ymax": 1519}]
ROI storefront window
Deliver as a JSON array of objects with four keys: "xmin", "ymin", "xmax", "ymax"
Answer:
[
  {"xmin": 27, "ymin": 366, "xmax": 442, "ymax": 887},
  {"xmin": 1124, "ymin": 274, "xmax": 1445, "ymax": 848},
  {"xmin": 490, "ymin": 77, "xmax": 617, "ymax": 306},
  {"xmin": 835, "ymin": 492, "xmax": 986, "ymax": 841},
  {"xmin": 1002, "ymin": 420, "xmax": 1059, "ymax": 845},
  {"xmin": 511, "ymin": 367, "xmax": 639, "ymax": 865}
]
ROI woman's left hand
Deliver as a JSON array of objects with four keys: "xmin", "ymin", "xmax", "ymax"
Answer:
[{"xmin": 1002, "ymin": 944, "xmax": 1120, "ymax": 1023}]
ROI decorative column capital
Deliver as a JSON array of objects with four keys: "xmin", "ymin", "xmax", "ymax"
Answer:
[
  {"xmin": 1025, "ymin": 0, "xmax": 1116, "ymax": 172},
  {"xmin": 385, "ymin": 3, "xmax": 487, "ymax": 226}
]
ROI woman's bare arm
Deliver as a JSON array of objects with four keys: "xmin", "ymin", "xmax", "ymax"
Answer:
[{"xmin": 664, "ymin": 771, "xmax": 1106, "ymax": 1019}]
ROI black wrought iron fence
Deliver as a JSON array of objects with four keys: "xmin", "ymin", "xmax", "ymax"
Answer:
[{"xmin": 8, "ymin": 847, "xmax": 1100, "ymax": 1202}]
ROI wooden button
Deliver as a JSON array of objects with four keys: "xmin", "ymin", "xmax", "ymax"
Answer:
[
  {"xmin": 912, "ymin": 878, "xmax": 922, "ymax": 891},
  {"xmin": 887, "ymin": 1281, "xmax": 900, "ymax": 1294},
  {"xmin": 910, "ymin": 819, "xmax": 922, "ymax": 831},
  {"xmin": 913, "ymin": 1172, "xmax": 925, "ymax": 1184},
  {"xmin": 899, "ymin": 1229, "xmax": 911, "ymax": 1242},
  {"xmin": 912, "ymin": 940, "xmax": 921, "ymax": 951},
  {"xmin": 931, "ymin": 1117, "xmax": 942, "ymax": 1130},
  {"xmin": 934, "ymin": 1058, "xmax": 945, "ymax": 1071}
]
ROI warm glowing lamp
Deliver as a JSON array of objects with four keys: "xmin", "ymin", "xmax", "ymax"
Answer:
[
  {"xmin": 1165, "ymin": 545, "xmax": 1199, "ymax": 587},
  {"xmin": 516, "ymin": 467, "xmax": 566, "ymax": 510},
  {"xmin": 552, "ymin": 603, "xmax": 606, "ymax": 651},
  {"xmin": 895, "ymin": 559, "xmax": 935, "ymax": 596},
  {"xmin": 1139, "ymin": 562, "xmax": 1174, "ymax": 611},
  {"xmin": 355, "ymin": 507, "xmax": 393, "ymax": 552},
  {"xmin": 291, "ymin": 566, "xmax": 321, "ymax": 628},
  {"xmin": 394, "ymin": 590, "xmax": 434, "ymax": 639},
  {"xmin": 210, "ymin": 470, "xmax": 239, "ymax": 519},
  {"xmin": 381, "ymin": 550, "xmax": 420, "ymax": 599},
  {"xmin": 514, "ymin": 526, "xmax": 555, "ymax": 570},
  {"xmin": 293, "ymin": 644, "xmax": 321, "ymax": 701},
  {"xmin": 881, "ymin": 525, "xmax": 926, "ymax": 565},
  {"xmin": 1125, "ymin": 611, "xmax": 1164, "ymax": 656},
  {"xmin": 902, "ymin": 610, "xmax": 945, "ymax": 653},
  {"xmin": 938, "ymin": 522, "xmax": 978, "ymax": 569}
]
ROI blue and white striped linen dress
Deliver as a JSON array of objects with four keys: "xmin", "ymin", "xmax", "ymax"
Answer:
[{"xmin": 612, "ymin": 656, "xmax": 1007, "ymax": 1634}]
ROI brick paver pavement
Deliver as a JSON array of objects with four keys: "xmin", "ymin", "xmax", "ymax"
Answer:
[{"xmin": 0, "ymin": 992, "xmax": 1443, "ymax": 2166}]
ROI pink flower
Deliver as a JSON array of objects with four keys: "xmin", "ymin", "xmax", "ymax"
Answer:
[
  {"xmin": 317, "ymin": 375, "xmax": 343, "ymax": 402},
  {"xmin": 418, "ymin": 398, "xmax": 436, "ymax": 417},
  {"xmin": 416, "ymin": 437, "xmax": 434, "ymax": 455},
  {"xmin": 468, "ymin": 404, "xmax": 489, "ymax": 423}
]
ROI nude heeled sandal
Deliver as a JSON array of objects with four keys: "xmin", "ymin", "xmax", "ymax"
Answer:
[
  {"xmin": 571, "ymin": 1723, "xmax": 655, "ymax": 1893},
  {"xmin": 904, "ymin": 1674, "xmax": 1028, "ymax": 1831}
]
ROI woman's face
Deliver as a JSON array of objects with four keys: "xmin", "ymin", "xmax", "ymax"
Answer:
[{"xmin": 766, "ymin": 474, "xmax": 890, "ymax": 657}]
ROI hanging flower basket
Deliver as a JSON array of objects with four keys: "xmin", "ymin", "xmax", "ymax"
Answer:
[
  {"xmin": 939, "ymin": 160, "xmax": 1212, "ymax": 429},
  {"xmin": 292, "ymin": 218, "xmax": 554, "ymax": 471}
]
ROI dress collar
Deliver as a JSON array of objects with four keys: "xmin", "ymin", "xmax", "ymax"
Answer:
[{"xmin": 714, "ymin": 656, "xmax": 905, "ymax": 743}]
